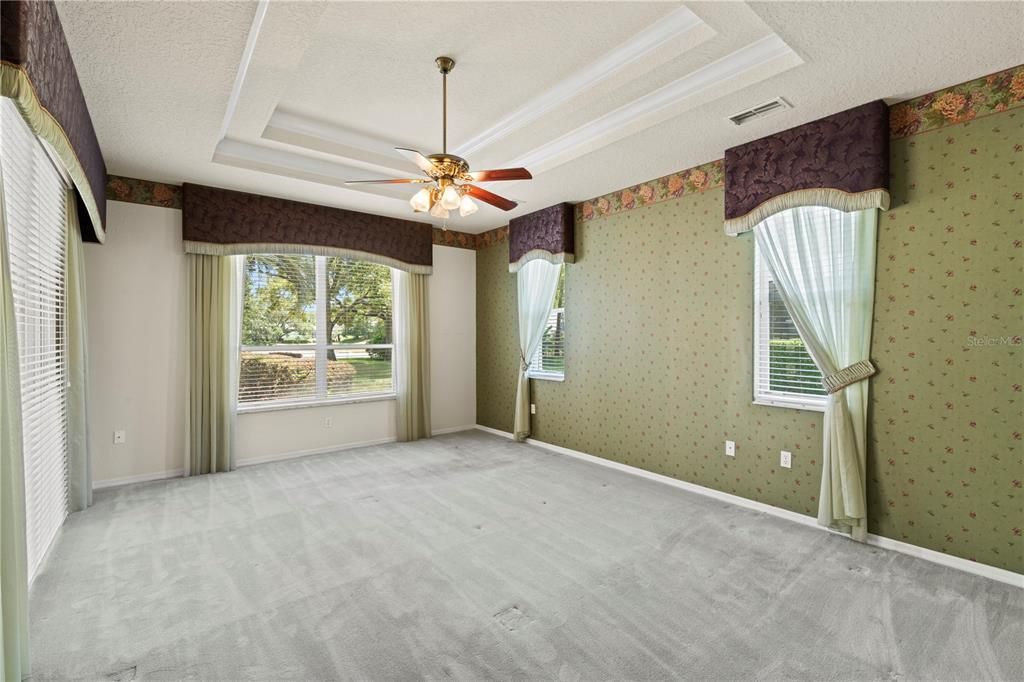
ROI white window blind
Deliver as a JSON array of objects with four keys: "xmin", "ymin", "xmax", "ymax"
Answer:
[
  {"xmin": 529, "ymin": 265, "xmax": 565, "ymax": 380},
  {"xmin": 1, "ymin": 99, "xmax": 71, "ymax": 581},
  {"xmin": 753, "ymin": 241, "xmax": 826, "ymax": 411},
  {"xmin": 239, "ymin": 254, "xmax": 395, "ymax": 407}
]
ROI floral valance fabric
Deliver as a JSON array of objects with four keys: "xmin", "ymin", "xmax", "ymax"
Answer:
[
  {"xmin": 1, "ymin": 0, "xmax": 107, "ymax": 242},
  {"xmin": 723, "ymin": 100, "xmax": 890, "ymax": 235},
  {"xmin": 508, "ymin": 203, "xmax": 575, "ymax": 273},
  {"xmin": 182, "ymin": 184, "xmax": 434, "ymax": 274}
]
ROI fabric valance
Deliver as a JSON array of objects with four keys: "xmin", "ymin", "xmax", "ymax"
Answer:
[
  {"xmin": 508, "ymin": 202, "xmax": 575, "ymax": 273},
  {"xmin": 182, "ymin": 184, "xmax": 433, "ymax": 274},
  {"xmin": 1, "ymin": 0, "xmax": 107, "ymax": 243},
  {"xmin": 723, "ymin": 100, "xmax": 889, "ymax": 236}
]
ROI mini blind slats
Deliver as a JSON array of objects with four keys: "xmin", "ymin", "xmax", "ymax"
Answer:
[
  {"xmin": 753, "ymin": 244, "xmax": 826, "ymax": 407},
  {"xmin": 1, "ymin": 100, "xmax": 70, "ymax": 581},
  {"xmin": 240, "ymin": 254, "xmax": 394, "ymax": 406},
  {"xmin": 530, "ymin": 307, "xmax": 565, "ymax": 375}
]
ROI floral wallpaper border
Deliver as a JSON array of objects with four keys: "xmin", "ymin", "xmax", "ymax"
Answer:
[
  {"xmin": 106, "ymin": 174, "xmax": 182, "ymax": 209},
  {"xmin": 576, "ymin": 64, "xmax": 1024, "ymax": 225}
]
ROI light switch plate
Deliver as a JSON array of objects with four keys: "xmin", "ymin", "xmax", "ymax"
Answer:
[
  {"xmin": 780, "ymin": 450, "xmax": 792, "ymax": 468},
  {"xmin": 113, "ymin": 430, "xmax": 126, "ymax": 445},
  {"xmin": 725, "ymin": 440, "xmax": 736, "ymax": 457},
  {"xmin": 530, "ymin": 403, "xmax": 537, "ymax": 415}
]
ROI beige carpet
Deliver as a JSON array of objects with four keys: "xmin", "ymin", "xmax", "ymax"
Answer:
[{"xmin": 29, "ymin": 430, "xmax": 1023, "ymax": 680}]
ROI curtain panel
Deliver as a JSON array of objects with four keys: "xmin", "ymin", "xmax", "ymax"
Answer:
[
  {"xmin": 1, "ymin": 0, "xmax": 107, "ymax": 242},
  {"xmin": 514, "ymin": 259, "xmax": 562, "ymax": 441},
  {"xmin": 0, "ymin": 159, "xmax": 31, "ymax": 682},
  {"xmin": 186, "ymin": 254, "xmax": 242, "ymax": 475},
  {"xmin": 65, "ymin": 189, "xmax": 92, "ymax": 511},
  {"xmin": 182, "ymin": 184, "xmax": 434, "ymax": 274},
  {"xmin": 754, "ymin": 207, "xmax": 878, "ymax": 539},
  {"xmin": 395, "ymin": 271, "xmax": 431, "ymax": 441},
  {"xmin": 723, "ymin": 100, "xmax": 889, "ymax": 236},
  {"xmin": 509, "ymin": 203, "xmax": 575, "ymax": 273}
]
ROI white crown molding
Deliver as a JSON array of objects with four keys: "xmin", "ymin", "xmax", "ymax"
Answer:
[
  {"xmin": 263, "ymin": 110, "xmax": 421, "ymax": 176},
  {"xmin": 512, "ymin": 33, "xmax": 801, "ymax": 172},
  {"xmin": 217, "ymin": 0, "xmax": 270, "ymax": 141},
  {"xmin": 213, "ymin": 137, "xmax": 411, "ymax": 201},
  {"xmin": 454, "ymin": 6, "xmax": 712, "ymax": 159},
  {"xmin": 473, "ymin": 425, "xmax": 1024, "ymax": 588}
]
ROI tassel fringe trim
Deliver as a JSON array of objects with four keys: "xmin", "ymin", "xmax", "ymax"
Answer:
[
  {"xmin": 183, "ymin": 241, "xmax": 432, "ymax": 275},
  {"xmin": 724, "ymin": 188, "xmax": 890, "ymax": 236},
  {"xmin": 509, "ymin": 250, "xmax": 574, "ymax": 273}
]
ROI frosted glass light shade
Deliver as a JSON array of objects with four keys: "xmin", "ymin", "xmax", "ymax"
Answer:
[
  {"xmin": 440, "ymin": 185, "xmax": 461, "ymax": 210},
  {"xmin": 459, "ymin": 195, "xmax": 478, "ymax": 217},
  {"xmin": 409, "ymin": 188, "xmax": 431, "ymax": 212},
  {"xmin": 429, "ymin": 201, "xmax": 450, "ymax": 219}
]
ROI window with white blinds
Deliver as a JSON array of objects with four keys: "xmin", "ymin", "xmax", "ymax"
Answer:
[
  {"xmin": 239, "ymin": 254, "xmax": 395, "ymax": 408},
  {"xmin": 753, "ymin": 241, "xmax": 826, "ymax": 411},
  {"xmin": 1, "ymin": 99, "xmax": 71, "ymax": 581},
  {"xmin": 528, "ymin": 264, "xmax": 565, "ymax": 380}
]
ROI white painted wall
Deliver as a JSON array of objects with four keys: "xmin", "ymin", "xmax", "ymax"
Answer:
[
  {"xmin": 86, "ymin": 203, "xmax": 476, "ymax": 485},
  {"xmin": 427, "ymin": 244, "xmax": 477, "ymax": 434},
  {"xmin": 84, "ymin": 202, "xmax": 188, "ymax": 484}
]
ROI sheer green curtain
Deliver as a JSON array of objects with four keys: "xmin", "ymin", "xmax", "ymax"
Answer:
[
  {"xmin": 753, "ymin": 207, "xmax": 878, "ymax": 540},
  {"xmin": 514, "ymin": 259, "xmax": 561, "ymax": 441},
  {"xmin": 186, "ymin": 254, "xmax": 242, "ymax": 475},
  {"xmin": 1, "ymin": 161, "xmax": 31, "ymax": 681},
  {"xmin": 395, "ymin": 270, "xmax": 431, "ymax": 441},
  {"xmin": 65, "ymin": 190, "xmax": 91, "ymax": 511}
]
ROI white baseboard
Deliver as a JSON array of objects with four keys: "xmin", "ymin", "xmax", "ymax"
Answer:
[
  {"xmin": 237, "ymin": 436, "xmax": 398, "ymax": 467},
  {"xmin": 431, "ymin": 425, "xmax": 478, "ymax": 436},
  {"xmin": 474, "ymin": 425, "xmax": 1023, "ymax": 588},
  {"xmin": 93, "ymin": 469, "xmax": 184, "ymax": 490}
]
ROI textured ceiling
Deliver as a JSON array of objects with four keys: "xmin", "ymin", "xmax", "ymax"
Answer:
[{"xmin": 58, "ymin": 1, "xmax": 1024, "ymax": 233}]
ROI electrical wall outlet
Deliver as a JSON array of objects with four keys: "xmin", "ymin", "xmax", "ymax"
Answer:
[
  {"xmin": 530, "ymin": 403, "xmax": 536, "ymax": 415},
  {"xmin": 725, "ymin": 440, "xmax": 736, "ymax": 457},
  {"xmin": 113, "ymin": 430, "xmax": 126, "ymax": 445},
  {"xmin": 323, "ymin": 417, "xmax": 333, "ymax": 428},
  {"xmin": 780, "ymin": 450, "xmax": 792, "ymax": 468}
]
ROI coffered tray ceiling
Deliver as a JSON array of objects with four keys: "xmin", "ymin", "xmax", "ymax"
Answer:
[{"xmin": 58, "ymin": 1, "xmax": 1024, "ymax": 233}]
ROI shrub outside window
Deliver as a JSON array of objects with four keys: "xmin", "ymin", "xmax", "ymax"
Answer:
[{"xmin": 239, "ymin": 254, "xmax": 394, "ymax": 408}]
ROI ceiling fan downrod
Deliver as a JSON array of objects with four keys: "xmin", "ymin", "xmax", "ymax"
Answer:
[{"xmin": 436, "ymin": 56, "xmax": 454, "ymax": 154}]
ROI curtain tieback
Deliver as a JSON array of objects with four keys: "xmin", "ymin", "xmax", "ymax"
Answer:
[
  {"xmin": 822, "ymin": 359, "xmax": 877, "ymax": 394},
  {"xmin": 519, "ymin": 352, "xmax": 530, "ymax": 373}
]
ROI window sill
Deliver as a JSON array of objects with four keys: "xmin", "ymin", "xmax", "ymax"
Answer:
[
  {"xmin": 528, "ymin": 372, "xmax": 565, "ymax": 383},
  {"xmin": 238, "ymin": 393, "xmax": 396, "ymax": 415},
  {"xmin": 752, "ymin": 397, "xmax": 826, "ymax": 413}
]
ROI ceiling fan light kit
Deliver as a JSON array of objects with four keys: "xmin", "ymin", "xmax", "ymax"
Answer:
[{"xmin": 345, "ymin": 56, "xmax": 533, "ymax": 222}]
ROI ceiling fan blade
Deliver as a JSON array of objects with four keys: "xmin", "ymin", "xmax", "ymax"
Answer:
[
  {"xmin": 465, "ymin": 184, "xmax": 517, "ymax": 211},
  {"xmin": 395, "ymin": 147, "xmax": 436, "ymax": 175},
  {"xmin": 468, "ymin": 168, "xmax": 533, "ymax": 182},
  {"xmin": 344, "ymin": 178, "xmax": 432, "ymax": 185}
]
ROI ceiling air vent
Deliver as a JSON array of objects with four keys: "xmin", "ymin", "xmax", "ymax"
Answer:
[{"xmin": 728, "ymin": 97, "xmax": 791, "ymax": 126}]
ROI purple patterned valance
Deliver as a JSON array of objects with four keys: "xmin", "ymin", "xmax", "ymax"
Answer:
[
  {"xmin": 1, "ymin": 0, "xmax": 107, "ymax": 242},
  {"xmin": 508, "ymin": 203, "xmax": 575, "ymax": 273},
  {"xmin": 723, "ymin": 100, "xmax": 890, "ymax": 235},
  {"xmin": 182, "ymin": 184, "xmax": 433, "ymax": 274}
]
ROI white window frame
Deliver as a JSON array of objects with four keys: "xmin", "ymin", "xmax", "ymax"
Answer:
[
  {"xmin": 753, "ymin": 243, "xmax": 827, "ymax": 412},
  {"xmin": 237, "ymin": 255, "xmax": 396, "ymax": 413}
]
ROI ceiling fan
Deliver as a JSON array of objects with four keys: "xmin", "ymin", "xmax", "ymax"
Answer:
[{"xmin": 344, "ymin": 56, "xmax": 532, "ymax": 219}]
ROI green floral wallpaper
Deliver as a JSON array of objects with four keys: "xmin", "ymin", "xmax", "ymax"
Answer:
[{"xmin": 476, "ymin": 110, "xmax": 1023, "ymax": 573}]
